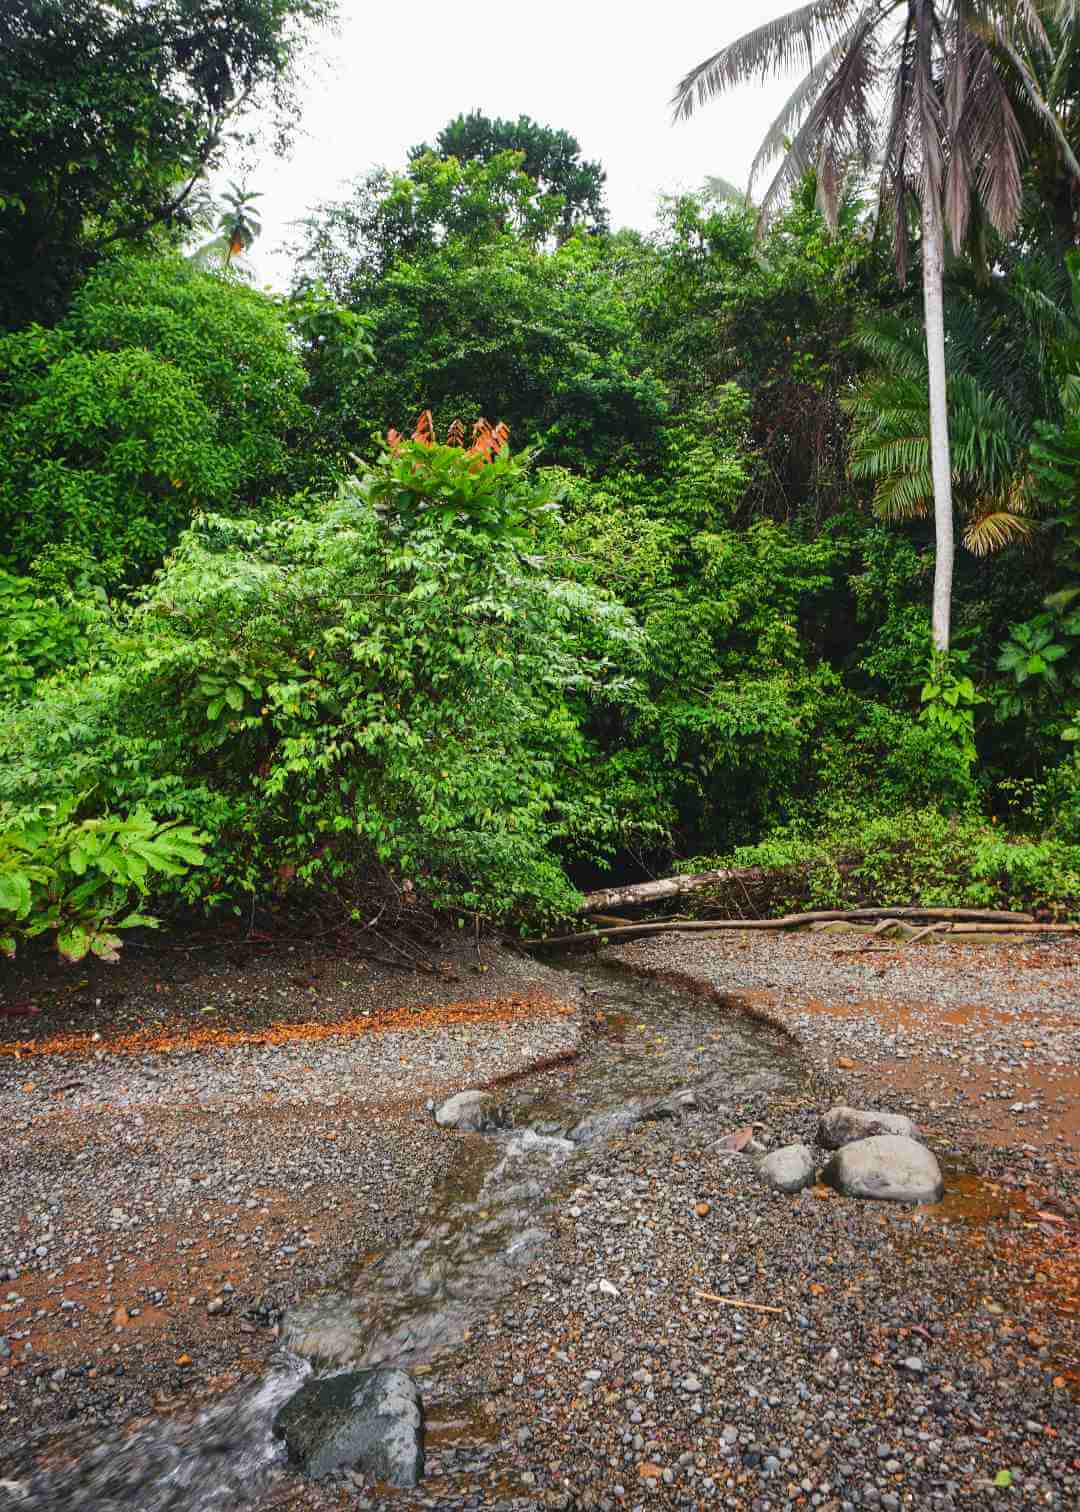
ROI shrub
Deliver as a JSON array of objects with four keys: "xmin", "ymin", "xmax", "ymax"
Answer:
[
  {"xmin": 680, "ymin": 809, "xmax": 1080, "ymax": 919},
  {"xmin": 0, "ymin": 569, "xmax": 111, "ymax": 700},
  {"xmin": 0, "ymin": 801, "xmax": 206, "ymax": 962},
  {"xmin": 0, "ymin": 429, "xmax": 642, "ymax": 926},
  {"xmin": 0, "ymin": 256, "xmax": 310, "ymax": 584}
]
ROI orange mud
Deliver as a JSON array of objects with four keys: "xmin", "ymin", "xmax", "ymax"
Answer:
[{"xmin": 0, "ymin": 991, "xmax": 574, "ymax": 1062}]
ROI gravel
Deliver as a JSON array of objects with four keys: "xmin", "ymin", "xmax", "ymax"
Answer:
[
  {"xmin": 0, "ymin": 933, "xmax": 577, "ymax": 1451},
  {"xmin": 1, "ymin": 926, "xmax": 1078, "ymax": 1511}
]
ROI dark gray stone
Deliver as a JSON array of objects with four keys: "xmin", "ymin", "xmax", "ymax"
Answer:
[
  {"xmin": 817, "ymin": 1106, "xmax": 918, "ymax": 1149},
  {"xmin": 822, "ymin": 1135, "xmax": 944, "ymax": 1204},
  {"xmin": 274, "ymin": 1367, "xmax": 424, "ymax": 1486}
]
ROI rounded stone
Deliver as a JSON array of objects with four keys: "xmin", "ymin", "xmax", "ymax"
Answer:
[
  {"xmin": 817, "ymin": 1106, "xmax": 918, "ymax": 1149},
  {"xmin": 273, "ymin": 1367, "xmax": 424, "ymax": 1486},
  {"xmin": 821, "ymin": 1135, "xmax": 944, "ymax": 1204},
  {"xmin": 756, "ymin": 1143, "xmax": 817, "ymax": 1194}
]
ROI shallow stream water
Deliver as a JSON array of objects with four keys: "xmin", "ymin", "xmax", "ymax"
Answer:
[{"xmin": 2, "ymin": 961, "xmax": 801, "ymax": 1512}]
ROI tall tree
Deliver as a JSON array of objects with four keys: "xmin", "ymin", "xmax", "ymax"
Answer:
[
  {"xmin": 0, "ymin": 0, "xmax": 332, "ymax": 327},
  {"xmin": 672, "ymin": 0, "xmax": 1071, "ymax": 653},
  {"xmin": 410, "ymin": 111, "xmax": 608, "ymax": 240}
]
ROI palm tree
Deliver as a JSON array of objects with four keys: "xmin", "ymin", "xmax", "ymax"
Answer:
[
  {"xmin": 672, "ymin": 1, "xmax": 1075, "ymax": 652},
  {"xmin": 846, "ymin": 252, "xmax": 1078, "ymax": 550},
  {"xmin": 191, "ymin": 183, "xmax": 263, "ymax": 271}
]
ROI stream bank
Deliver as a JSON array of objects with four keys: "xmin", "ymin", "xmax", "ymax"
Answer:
[{"xmin": 0, "ymin": 927, "xmax": 1078, "ymax": 1509}]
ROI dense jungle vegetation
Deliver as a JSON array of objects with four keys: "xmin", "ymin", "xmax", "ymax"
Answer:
[{"xmin": 2, "ymin": 1, "xmax": 1080, "ymax": 962}]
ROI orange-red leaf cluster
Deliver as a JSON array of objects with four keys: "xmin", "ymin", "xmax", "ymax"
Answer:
[{"xmin": 385, "ymin": 411, "xmax": 510, "ymax": 462}]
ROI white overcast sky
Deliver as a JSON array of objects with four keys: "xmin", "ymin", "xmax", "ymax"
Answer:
[{"xmin": 244, "ymin": 0, "xmax": 796, "ymax": 285}]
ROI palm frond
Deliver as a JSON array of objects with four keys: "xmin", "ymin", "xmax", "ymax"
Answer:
[
  {"xmin": 873, "ymin": 468, "xmax": 934, "ymax": 520},
  {"xmin": 671, "ymin": 0, "xmax": 869, "ymax": 121},
  {"xmin": 962, "ymin": 508, "xmax": 1035, "ymax": 554},
  {"xmin": 993, "ymin": 24, "xmax": 1080, "ymax": 181},
  {"xmin": 756, "ymin": 19, "xmax": 880, "ymax": 227},
  {"xmin": 748, "ymin": 11, "xmax": 878, "ymax": 190},
  {"xmin": 961, "ymin": 44, "xmax": 1026, "ymax": 240}
]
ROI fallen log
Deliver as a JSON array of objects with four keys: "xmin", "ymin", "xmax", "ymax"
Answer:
[
  {"xmin": 526, "ymin": 905, "xmax": 1037, "ymax": 951},
  {"xmin": 940, "ymin": 922, "xmax": 1080, "ymax": 934},
  {"xmin": 577, "ymin": 868, "xmax": 772, "ymax": 914}
]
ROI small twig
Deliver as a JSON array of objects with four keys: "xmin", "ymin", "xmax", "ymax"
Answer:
[
  {"xmin": 373, "ymin": 931, "xmax": 455, "ymax": 979},
  {"xmin": 693, "ymin": 1290, "xmax": 784, "ymax": 1315}
]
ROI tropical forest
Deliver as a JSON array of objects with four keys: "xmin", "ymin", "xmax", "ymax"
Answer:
[{"xmin": 0, "ymin": 4, "xmax": 1078, "ymax": 1509}]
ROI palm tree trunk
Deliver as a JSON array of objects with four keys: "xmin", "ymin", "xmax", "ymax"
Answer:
[{"xmin": 921, "ymin": 190, "xmax": 954, "ymax": 653}]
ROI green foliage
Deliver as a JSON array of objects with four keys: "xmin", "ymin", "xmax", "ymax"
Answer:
[
  {"xmin": 681, "ymin": 810, "xmax": 1080, "ymax": 919},
  {"xmin": 0, "ymin": 0, "xmax": 332, "ymax": 327},
  {"xmin": 919, "ymin": 651, "xmax": 984, "ymax": 768},
  {"xmin": 846, "ymin": 257, "xmax": 1080, "ymax": 554},
  {"xmin": 995, "ymin": 590, "xmax": 1080, "ymax": 741},
  {"xmin": 0, "ymin": 255, "xmax": 309, "ymax": 582},
  {"xmin": 293, "ymin": 225, "xmax": 668, "ymax": 472},
  {"xmin": 362, "ymin": 421, "xmax": 560, "ymax": 544},
  {"xmin": 0, "ymin": 800, "xmax": 206, "ymax": 962},
  {"xmin": 0, "ymin": 568, "xmax": 110, "ymax": 698},
  {"xmin": 410, "ymin": 112, "xmax": 608, "ymax": 239},
  {"xmin": 0, "ymin": 445, "xmax": 643, "ymax": 925},
  {"xmin": 293, "ymin": 152, "xmax": 569, "ymax": 293}
]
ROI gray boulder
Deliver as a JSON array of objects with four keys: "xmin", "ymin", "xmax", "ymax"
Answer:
[
  {"xmin": 817, "ymin": 1106, "xmax": 918, "ymax": 1149},
  {"xmin": 757, "ymin": 1143, "xmax": 817, "ymax": 1194},
  {"xmin": 432, "ymin": 1090, "xmax": 511, "ymax": 1133},
  {"xmin": 821, "ymin": 1134, "xmax": 944, "ymax": 1204},
  {"xmin": 274, "ymin": 1367, "xmax": 425, "ymax": 1486}
]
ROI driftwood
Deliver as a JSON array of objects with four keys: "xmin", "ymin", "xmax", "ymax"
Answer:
[
  {"xmin": 526, "ymin": 905, "xmax": 1037, "ymax": 951},
  {"xmin": 578, "ymin": 867, "xmax": 772, "ymax": 914},
  {"xmin": 939, "ymin": 921, "xmax": 1080, "ymax": 934}
]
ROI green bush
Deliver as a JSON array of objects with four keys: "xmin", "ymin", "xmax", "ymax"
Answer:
[
  {"xmin": 0, "ymin": 800, "xmax": 206, "ymax": 962},
  {"xmin": 0, "ymin": 435, "xmax": 642, "ymax": 926},
  {"xmin": 0, "ymin": 256, "xmax": 310, "ymax": 584},
  {"xmin": 0, "ymin": 569, "xmax": 112, "ymax": 699},
  {"xmin": 680, "ymin": 809, "xmax": 1080, "ymax": 918}
]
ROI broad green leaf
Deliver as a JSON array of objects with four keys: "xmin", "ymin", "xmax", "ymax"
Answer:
[{"xmin": 0, "ymin": 870, "xmax": 32, "ymax": 919}]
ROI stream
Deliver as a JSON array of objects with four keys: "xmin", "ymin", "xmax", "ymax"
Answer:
[{"xmin": 2, "ymin": 960, "xmax": 803, "ymax": 1512}]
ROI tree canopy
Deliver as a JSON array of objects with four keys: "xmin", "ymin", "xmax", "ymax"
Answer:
[{"xmin": 0, "ymin": 0, "xmax": 333, "ymax": 326}]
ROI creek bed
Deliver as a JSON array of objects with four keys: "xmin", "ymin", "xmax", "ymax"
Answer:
[{"xmin": 0, "ymin": 960, "xmax": 802, "ymax": 1512}]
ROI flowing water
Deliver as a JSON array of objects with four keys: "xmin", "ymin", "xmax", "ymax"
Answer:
[{"xmin": 1, "ymin": 961, "xmax": 802, "ymax": 1511}]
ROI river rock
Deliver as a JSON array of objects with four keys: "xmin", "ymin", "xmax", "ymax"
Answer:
[
  {"xmin": 432, "ymin": 1090, "xmax": 511, "ymax": 1133},
  {"xmin": 757, "ymin": 1143, "xmax": 817, "ymax": 1193},
  {"xmin": 817, "ymin": 1106, "xmax": 918, "ymax": 1149},
  {"xmin": 643, "ymin": 1088, "xmax": 698, "ymax": 1121},
  {"xmin": 274, "ymin": 1367, "xmax": 425, "ymax": 1485},
  {"xmin": 568, "ymin": 1101, "xmax": 644, "ymax": 1145},
  {"xmin": 821, "ymin": 1134, "xmax": 944, "ymax": 1203}
]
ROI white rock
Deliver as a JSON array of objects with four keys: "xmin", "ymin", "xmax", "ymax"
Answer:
[
  {"xmin": 821, "ymin": 1135, "xmax": 944, "ymax": 1204},
  {"xmin": 432, "ymin": 1090, "xmax": 490, "ymax": 1130},
  {"xmin": 756, "ymin": 1143, "xmax": 817, "ymax": 1194}
]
